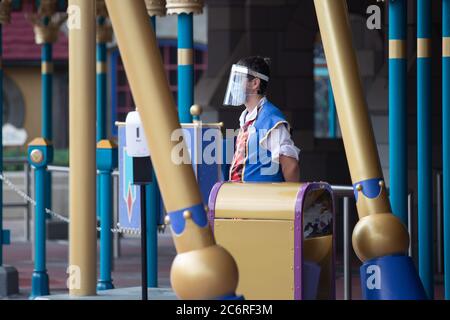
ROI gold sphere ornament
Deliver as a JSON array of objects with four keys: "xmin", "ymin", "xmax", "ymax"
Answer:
[
  {"xmin": 164, "ymin": 215, "xmax": 171, "ymax": 225},
  {"xmin": 183, "ymin": 210, "xmax": 192, "ymax": 219},
  {"xmin": 356, "ymin": 184, "xmax": 363, "ymax": 192},
  {"xmin": 352, "ymin": 213, "xmax": 409, "ymax": 262},
  {"xmin": 379, "ymin": 180, "xmax": 385, "ymax": 188},
  {"xmin": 171, "ymin": 245, "xmax": 239, "ymax": 299},
  {"xmin": 190, "ymin": 104, "xmax": 203, "ymax": 117}
]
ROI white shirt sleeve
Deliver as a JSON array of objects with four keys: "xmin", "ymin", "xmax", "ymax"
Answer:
[{"xmin": 260, "ymin": 123, "xmax": 300, "ymax": 163}]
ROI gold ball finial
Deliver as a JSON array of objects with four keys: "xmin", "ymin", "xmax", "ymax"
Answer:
[
  {"xmin": 164, "ymin": 215, "xmax": 171, "ymax": 225},
  {"xmin": 183, "ymin": 210, "xmax": 192, "ymax": 219},
  {"xmin": 379, "ymin": 180, "xmax": 385, "ymax": 188},
  {"xmin": 356, "ymin": 184, "xmax": 363, "ymax": 192},
  {"xmin": 190, "ymin": 104, "xmax": 203, "ymax": 117},
  {"xmin": 352, "ymin": 213, "xmax": 409, "ymax": 261}
]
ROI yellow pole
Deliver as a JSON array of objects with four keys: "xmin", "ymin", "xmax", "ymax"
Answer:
[
  {"xmin": 68, "ymin": 0, "xmax": 97, "ymax": 296},
  {"xmin": 313, "ymin": 0, "xmax": 409, "ymax": 262},
  {"xmin": 105, "ymin": 0, "xmax": 239, "ymax": 299}
]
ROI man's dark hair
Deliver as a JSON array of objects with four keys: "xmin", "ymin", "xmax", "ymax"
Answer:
[{"xmin": 237, "ymin": 56, "xmax": 271, "ymax": 95}]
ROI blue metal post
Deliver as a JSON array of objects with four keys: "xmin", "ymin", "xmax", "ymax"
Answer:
[
  {"xmin": 417, "ymin": 0, "xmax": 433, "ymax": 299},
  {"xmin": 96, "ymin": 16, "xmax": 108, "ymax": 220},
  {"xmin": 96, "ymin": 140, "xmax": 117, "ymax": 291},
  {"xmin": 328, "ymin": 78, "xmax": 336, "ymax": 138},
  {"xmin": 147, "ymin": 15, "xmax": 159, "ymax": 288},
  {"xmin": 177, "ymin": 13, "xmax": 194, "ymax": 123},
  {"xmin": 443, "ymin": 0, "xmax": 450, "ymax": 300},
  {"xmin": 389, "ymin": 0, "xmax": 408, "ymax": 225},
  {"xmin": 41, "ymin": 16, "xmax": 53, "ymax": 217},
  {"xmin": 97, "ymin": 19, "xmax": 107, "ymax": 142},
  {"xmin": 28, "ymin": 139, "xmax": 53, "ymax": 299}
]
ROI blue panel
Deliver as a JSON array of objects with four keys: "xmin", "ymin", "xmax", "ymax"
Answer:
[
  {"xmin": 118, "ymin": 126, "xmax": 141, "ymax": 229},
  {"xmin": 168, "ymin": 203, "xmax": 207, "ymax": 235},
  {"xmin": 360, "ymin": 255, "xmax": 427, "ymax": 300}
]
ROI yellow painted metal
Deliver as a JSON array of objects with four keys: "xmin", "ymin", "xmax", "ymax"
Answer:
[
  {"xmin": 96, "ymin": 61, "xmax": 107, "ymax": 74},
  {"xmin": 215, "ymin": 183, "xmax": 302, "ymax": 220},
  {"xmin": 106, "ymin": 0, "xmax": 239, "ymax": 300},
  {"xmin": 96, "ymin": 139, "xmax": 117, "ymax": 149},
  {"xmin": 68, "ymin": 0, "xmax": 97, "ymax": 296},
  {"xmin": 105, "ymin": 0, "xmax": 201, "ymax": 212},
  {"xmin": 28, "ymin": 137, "xmax": 52, "ymax": 146},
  {"xmin": 178, "ymin": 48, "xmax": 194, "ymax": 65},
  {"xmin": 306, "ymin": 235, "xmax": 333, "ymax": 299},
  {"xmin": 41, "ymin": 62, "xmax": 53, "ymax": 74},
  {"xmin": 389, "ymin": 39, "xmax": 406, "ymax": 59},
  {"xmin": 215, "ymin": 219, "xmax": 295, "ymax": 300},
  {"xmin": 417, "ymin": 38, "xmax": 431, "ymax": 58},
  {"xmin": 444, "ymin": 37, "xmax": 450, "ymax": 57},
  {"xmin": 313, "ymin": 0, "xmax": 409, "ymax": 261}
]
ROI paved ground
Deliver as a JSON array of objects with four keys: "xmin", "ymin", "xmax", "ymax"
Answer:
[{"xmin": 1, "ymin": 219, "xmax": 445, "ymax": 300}]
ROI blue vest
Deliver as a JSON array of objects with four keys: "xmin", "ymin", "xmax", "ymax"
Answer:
[{"xmin": 242, "ymin": 100, "xmax": 289, "ymax": 182}]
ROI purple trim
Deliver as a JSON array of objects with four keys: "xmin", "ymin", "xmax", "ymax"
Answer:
[
  {"xmin": 294, "ymin": 183, "xmax": 308, "ymax": 300},
  {"xmin": 208, "ymin": 182, "xmax": 225, "ymax": 233},
  {"xmin": 294, "ymin": 182, "xmax": 335, "ymax": 300}
]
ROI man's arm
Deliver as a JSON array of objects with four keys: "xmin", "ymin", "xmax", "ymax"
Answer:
[{"xmin": 280, "ymin": 155, "xmax": 300, "ymax": 182}]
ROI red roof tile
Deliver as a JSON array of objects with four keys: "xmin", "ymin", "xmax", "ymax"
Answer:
[{"xmin": 3, "ymin": 4, "xmax": 68, "ymax": 61}]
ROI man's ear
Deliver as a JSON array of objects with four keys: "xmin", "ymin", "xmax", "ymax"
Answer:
[{"xmin": 253, "ymin": 78, "xmax": 261, "ymax": 92}]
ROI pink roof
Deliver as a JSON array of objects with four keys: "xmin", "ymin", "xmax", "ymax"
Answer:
[{"xmin": 3, "ymin": 6, "xmax": 68, "ymax": 61}]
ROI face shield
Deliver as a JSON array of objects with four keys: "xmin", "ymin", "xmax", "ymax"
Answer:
[{"xmin": 223, "ymin": 64, "xmax": 269, "ymax": 106}]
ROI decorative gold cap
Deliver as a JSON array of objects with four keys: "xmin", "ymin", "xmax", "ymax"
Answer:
[
  {"xmin": 166, "ymin": 0, "xmax": 203, "ymax": 15},
  {"xmin": 145, "ymin": 0, "xmax": 167, "ymax": 17},
  {"xmin": 190, "ymin": 104, "xmax": 203, "ymax": 117},
  {"xmin": 0, "ymin": 0, "xmax": 12, "ymax": 25},
  {"xmin": 97, "ymin": 139, "xmax": 118, "ymax": 149},
  {"xmin": 30, "ymin": 13, "xmax": 67, "ymax": 45},
  {"xmin": 28, "ymin": 137, "xmax": 53, "ymax": 147}
]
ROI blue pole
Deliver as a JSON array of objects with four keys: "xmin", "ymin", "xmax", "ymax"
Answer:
[
  {"xmin": 389, "ymin": 0, "xmax": 408, "ymax": 225},
  {"xmin": 96, "ymin": 19, "xmax": 107, "ymax": 142},
  {"xmin": 147, "ymin": 15, "xmax": 159, "ymax": 288},
  {"xmin": 96, "ymin": 141, "xmax": 117, "ymax": 291},
  {"xmin": 443, "ymin": 0, "xmax": 450, "ymax": 300},
  {"xmin": 96, "ymin": 18, "xmax": 108, "ymax": 221},
  {"xmin": 328, "ymin": 78, "xmax": 336, "ymax": 138},
  {"xmin": 417, "ymin": 0, "xmax": 433, "ymax": 299},
  {"xmin": 97, "ymin": 171, "xmax": 113, "ymax": 290},
  {"xmin": 42, "ymin": 17, "xmax": 53, "ymax": 217},
  {"xmin": 177, "ymin": 13, "xmax": 194, "ymax": 123},
  {"xmin": 29, "ymin": 150, "xmax": 50, "ymax": 299},
  {"xmin": 0, "ymin": 24, "xmax": 3, "ymax": 267}
]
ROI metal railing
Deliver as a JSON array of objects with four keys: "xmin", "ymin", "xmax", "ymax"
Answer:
[
  {"xmin": 46, "ymin": 165, "xmax": 122, "ymax": 259},
  {"xmin": 332, "ymin": 185, "xmax": 415, "ymax": 300}
]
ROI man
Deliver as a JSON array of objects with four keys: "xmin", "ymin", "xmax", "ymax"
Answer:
[{"xmin": 223, "ymin": 56, "xmax": 300, "ymax": 182}]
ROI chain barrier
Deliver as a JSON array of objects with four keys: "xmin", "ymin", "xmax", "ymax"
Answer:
[{"xmin": 0, "ymin": 172, "xmax": 142, "ymax": 235}]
